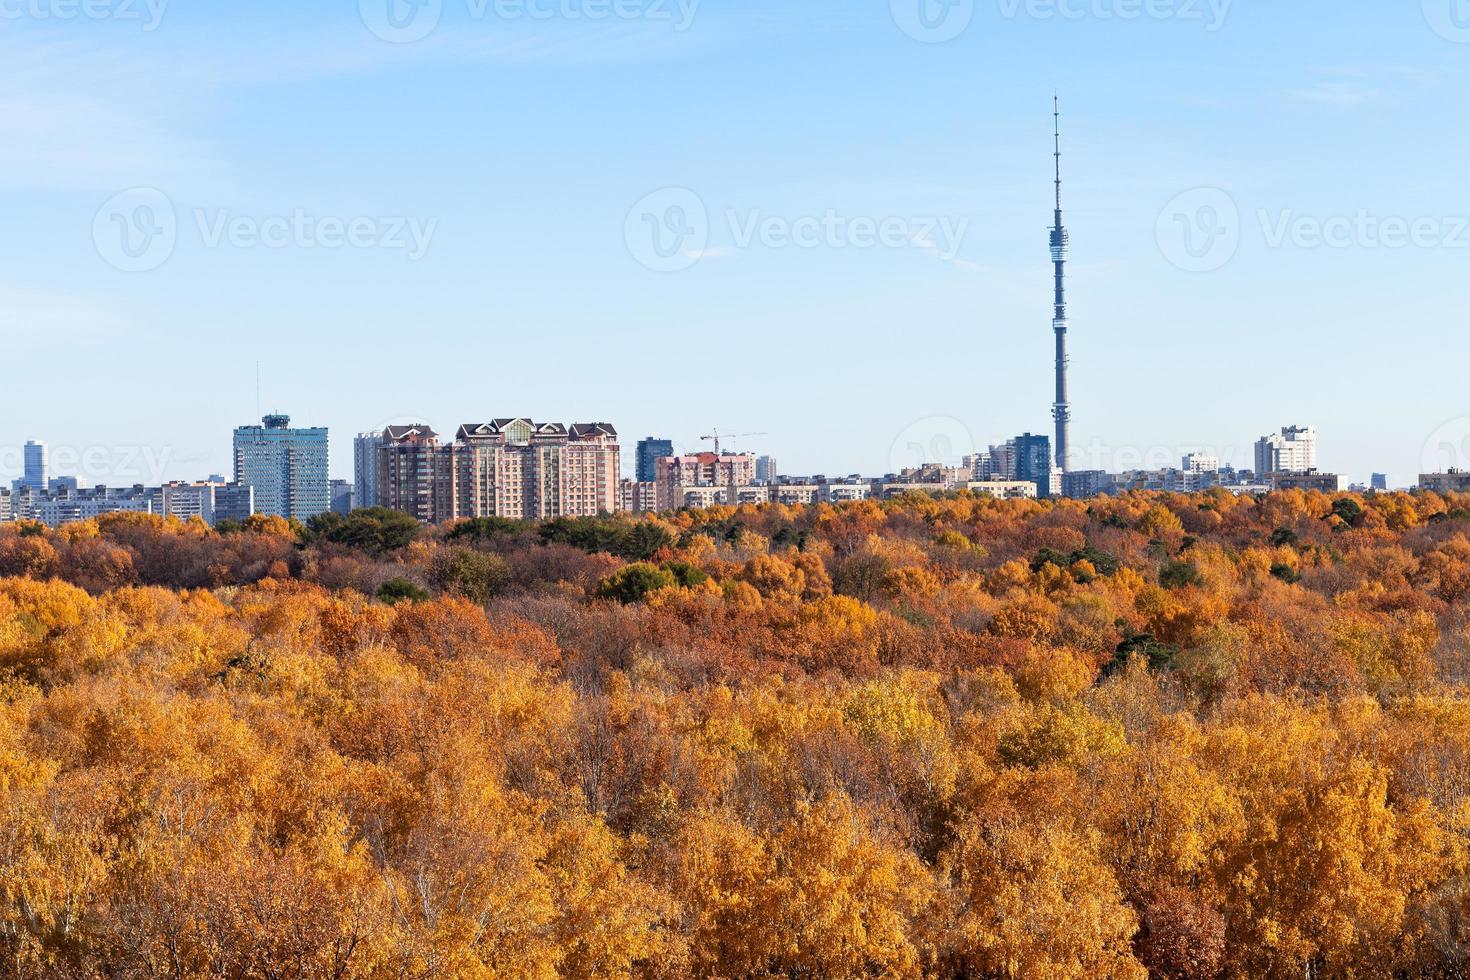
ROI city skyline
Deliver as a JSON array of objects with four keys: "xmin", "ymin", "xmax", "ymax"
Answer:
[
  {"xmin": 2, "ymin": 4, "xmax": 1469, "ymax": 486},
  {"xmin": 0, "ymin": 410, "xmax": 1458, "ymax": 492},
  {"xmin": 16, "ymin": 404, "xmax": 1460, "ymax": 527}
]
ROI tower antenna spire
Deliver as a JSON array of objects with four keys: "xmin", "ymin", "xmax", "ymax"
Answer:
[
  {"xmin": 1054, "ymin": 92, "xmax": 1062, "ymax": 211},
  {"xmin": 1050, "ymin": 95, "xmax": 1072, "ymax": 479}
]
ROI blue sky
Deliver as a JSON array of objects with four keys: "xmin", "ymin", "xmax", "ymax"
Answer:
[{"xmin": 2, "ymin": 0, "xmax": 1468, "ymax": 488}]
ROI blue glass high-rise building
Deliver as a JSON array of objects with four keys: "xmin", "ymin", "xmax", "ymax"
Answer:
[
  {"xmin": 22, "ymin": 441, "xmax": 47, "ymax": 490},
  {"xmin": 636, "ymin": 437, "xmax": 674, "ymax": 483},
  {"xmin": 1013, "ymin": 432, "xmax": 1054, "ymax": 500},
  {"xmin": 232, "ymin": 415, "xmax": 330, "ymax": 519}
]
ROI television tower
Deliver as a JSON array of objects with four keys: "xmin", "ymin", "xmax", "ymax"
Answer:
[{"xmin": 1050, "ymin": 95, "xmax": 1072, "ymax": 475}]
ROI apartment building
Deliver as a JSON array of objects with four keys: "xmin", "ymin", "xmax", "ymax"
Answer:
[
  {"xmin": 1270, "ymin": 471, "xmax": 1342, "ymax": 493},
  {"xmin": 364, "ymin": 419, "xmax": 619, "ymax": 524},
  {"xmin": 354, "ymin": 431, "xmax": 386, "ymax": 509},
  {"xmin": 654, "ymin": 452, "xmax": 757, "ymax": 511},
  {"xmin": 1421, "ymin": 470, "xmax": 1470, "ymax": 493},
  {"xmin": 16, "ymin": 486, "xmax": 159, "ymax": 527},
  {"xmin": 455, "ymin": 419, "xmax": 619, "ymax": 520},
  {"xmin": 378, "ymin": 425, "xmax": 460, "ymax": 525},
  {"xmin": 160, "ymin": 481, "xmax": 255, "ymax": 525},
  {"xmin": 233, "ymin": 414, "xmax": 330, "ymax": 520},
  {"xmin": 1255, "ymin": 425, "xmax": 1318, "ymax": 476},
  {"xmin": 820, "ymin": 481, "xmax": 872, "ymax": 503},
  {"xmin": 620, "ymin": 480, "xmax": 659, "ymax": 514},
  {"xmin": 967, "ymin": 480, "xmax": 1041, "ymax": 500},
  {"xmin": 635, "ymin": 437, "xmax": 674, "ymax": 484}
]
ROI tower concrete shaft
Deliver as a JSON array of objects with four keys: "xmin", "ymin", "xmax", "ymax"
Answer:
[{"xmin": 1050, "ymin": 95, "xmax": 1071, "ymax": 474}]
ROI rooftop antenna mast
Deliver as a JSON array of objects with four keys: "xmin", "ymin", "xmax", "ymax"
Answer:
[{"xmin": 1050, "ymin": 94, "xmax": 1072, "ymax": 475}]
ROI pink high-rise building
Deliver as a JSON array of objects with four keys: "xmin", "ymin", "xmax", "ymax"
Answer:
[{"xmin": 372, "ymin": 419, "xmax": 620, "ymax": 524}]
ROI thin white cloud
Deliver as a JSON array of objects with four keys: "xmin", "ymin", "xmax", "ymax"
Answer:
[
  {"xmin": 0, "ymin": 285, "xmax": 137, "ymax": 347},
  {"xmin": 0, "ymin": 32, "xmax": 225, "ymax": 192},
  {"xmin": 0, "ymin": 13, "xmax": 718, "ymax": 195},
  {"xmin": 1287, "ymin": 81, "xmax": 1385, "ymax": 106},
  {"xmin": 1286, "ymin": 64, "xmax": 1461, "ymax": 107}
]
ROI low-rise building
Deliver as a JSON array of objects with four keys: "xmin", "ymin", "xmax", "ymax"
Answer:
[
  {"xmin": 967, "ymin": 480, "xmax": 1040, "ymax": 500},
  {"xmin": 620, "ymin": 479, "xmax": 659, "ymax": 514},
  {"xmin": 1062, "ymin": 470, "xmax": 1113, "ymax": 499},
  {"xmin": 2, "ymin": 481, "xmax": 255, "ymax": 528},
  {"xmin": 1224, "ymin": 484, "xmax": 1273, "ymax": 497},
  {"xmin": 1271, "ymin": 471, "xmax": 1341, "ymax": 493},
  {"xmin": 892, "ymin": 464, "xmax": 972, "ymax": 489},
  {"xmin": 671, "ymin": 486, "xmax": 728, "ymax": 510},
  {"xmin": 22, "ymin": 485, "xmax": 160, "ymax": 527},
  {"xmin": 1420, "ymin": 471, "xmax": 1470, "ymax": 493},
  {"xmin": 772, "ymin": 484, "xmax": 820, "ymax": 506},
  {"xmin": 330, "ymin": 479, "xmax": 354, "ymax": 515},
  {"xmin": 878, "ymin": 483, "xmax": 951, "ymax": 499},
  {"xmin": 736, "ymin": 486, "xmax": 773, "ymax": 506},
  {"xmin": 160, "ymin": 481, "xmax": 255, "ymax": 526},
  {"xmin": 820, "ymin": 480, "xmax": 872, "ymax": 503}
]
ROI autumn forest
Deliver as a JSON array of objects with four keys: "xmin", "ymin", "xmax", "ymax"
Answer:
[{"xmin": 5, "ymin": 488, "xmax": 1470, "ymax": 978}]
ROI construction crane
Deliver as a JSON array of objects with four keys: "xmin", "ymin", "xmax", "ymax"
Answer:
[{"xmin": 702, "ymin": 429, "xmax": 767, "ymax": 455}]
